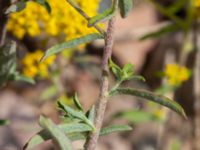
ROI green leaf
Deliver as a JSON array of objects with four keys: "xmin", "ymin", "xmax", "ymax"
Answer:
[
  {"xmin": 115, "ymin": 110, "xmax": 162, "ymax": 124},
  {"xmin": 166, "ymin": 0, "xmax": 186, "ymax": 14},
  {"xmin": 88, "ymin": 0, "xmax": 118, "ymax": 27},
  {"xmin": 87, "ymin": 105, "xmax": 95, "ymax": 123},
  {"xmin": 24, "ymin": 123, "xmax": 92, "ymax": 150},
  {"xmin": 118, "ymin": 0, "xmax": 133, "ymax": 18},
  {"xmin": 109, "ymin": 59, "xmax": 122, "ymax": 80},
  {"xmin": 121, "ymin": 63, "xmax": 134, "ymax": 81},
  {"xmin": 88, "ymin": 8, "xmax": 115, "ymax": 27},
  {"xmin": 57, "ymin": 101, "xmax": 95, "ymax": 130},
  {"xmin": 24, "ymin": 123, "xmax": 131, "ymax": 150},
  {"xmin": 73, "ymin": 93, "xmax": 83, "ymax": 111},
  {"xmin": 5, "ymin": 1, "xmax": 27, "ymax": 14},
  {"xmin": 41, "ymin": 33, "xmax": 103, "ymax": 61},
  {"xmin": 139, "ymin": 23, "xmax": 179, "ymax": 40},
  {"xmin": 100, "ymin": 124, "xmax": 132, "ymax": 135},
  {"xmin": 40, "ymin": 85, "xmax": 58, "ymax": 100},
  {"xmin": 11, "ymin": 74, "xmax": 35, "ymax": 84},
  {"xmin": 35, "ymin": 0, "xmax": 51, "ymax": 13},
  {"xmin": 0, "ymin": 41, "xmax": 16, "ymax": 86},
  {"xmin": 39, "ymin": 116, "xmax": 73, "ymax": 150},
  {"xmin": 109, "ymin": 88, "xmax": 186, "ymax": 118},
  {"xmin": 0, "ymin": 119, "xmax": 10, "ymax": 126}
]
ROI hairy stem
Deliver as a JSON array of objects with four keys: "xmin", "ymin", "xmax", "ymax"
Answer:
[
  {"xmin": 66, "ymin": 0, "xmax": 106, "ymax": 36},
  {"xmin": 84, "ymin": 17, "xmax": 115, "ymax": 150}
]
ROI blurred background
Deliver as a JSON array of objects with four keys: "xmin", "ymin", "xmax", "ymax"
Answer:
[{"xmin": 0, "ymin": 0, "xmax": 200, "ymax": 149}]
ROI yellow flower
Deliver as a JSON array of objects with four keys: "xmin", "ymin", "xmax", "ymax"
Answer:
[
  {"xmin": 164, "ymin": 64, "xmax": 191, "ymax": 86},
  {"xmin": 22, "ymin": 50, "xmax": 56, "ymax": 78},
  {"xmin": 195, "ymin": 0, "xmax": 200, "ymax": 7},
  {"xmin": 7, "ymin": 0, "xmax": 100, "ymax": 40}
]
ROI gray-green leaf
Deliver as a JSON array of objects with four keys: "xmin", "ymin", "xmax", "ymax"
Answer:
[
  {"xmin": 41, "ymin": 33, "xmax": 103, "ymax": 61},
  {"xmin": 109, "ymin": 88, "xmax": 186, "ymax": 118},
  {"xmin": 0, "ymin": 41, "xmax": 16, "ymax": 86},
  {"xmin": 24, "ymin": 123, "xmax": 92, "ymax": 150},
  {"xmin": 118, "ymin": 0, "xmax": 133, "ymax": 18},
  {"xmin": 24, "ymin": 123, "xmax": 131, "ymax": 150},
  {"xmin": 57, "ymin": 101, "xmax": 95, "ymax": 130},
  {"xmin": 5, "ymin": 1, "xmax": 26, "ymax": 14},
  {"xmin": 39, "ymin": 116, "xmax": 73, "ymax": 150}
]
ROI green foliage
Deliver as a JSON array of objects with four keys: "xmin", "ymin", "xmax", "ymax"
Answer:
[
  {"xmin": 0, "ymin": 119, "xmax": 10, "ymax": 126},
  {"xmin": 41, "ymin": 33, "xmax": 103, "ymax": 61},
  {"xmin": 140, "ymin": 23, "xmax": 179, "ymax": 40},
  {"xmin": 109, "ymin": 59, "xmax": 145, "ymax": 82},
  {"xmin": 35, "ymin": 0, "xmax": 51, "ymax": 13},
  {"xmin": 39, "ymin": 116, "xmax": 73, "ymax": 150},
  {"xmin": 145, "ymin": 0, "xmax": 194, "ymax": 37},
  {"xmin": 109, "ymin": 88, "xmax": 186, "ymax": 118},
  {"xmin": 118, "ymin": 0, "xmax": 133, "ymax": 18},
  {"xmin": 24, "ymin": 121, "xmax": 131, "ymax": 150},
  {"xmin": 5, "ymin": 0, "xmax": 51, "ymax": 14},
  {"xmin": 0, "ymin": 42, "xmax": 34, "ymax": 87},
  {"xmin": 0, "ymin": 42, "xmax": 16, "ymax": 86},
  {"xmin": 115, "ymin": 110, "xmax": 163, "ymax": 124},
  {"xmin": 24, "ymin": 92, "xmax": 132, "ymax": 149},
  {"xmin": 109, "ymin": 59, "xmax": 186, "ymax": 118},
  {"xmin": 88, "ymin": 0, "xmax": 133, "ymax": 27},
  {"xmin": 88, "ymin": 7, "xmax": 115, "ymax": 27},
  {"xmin": 57, "ymin": 101, "xmax": 95, "ymax": 130},
  {"xmin": 5, "ymin": 1, "xmax": 27, "ymax": 14}
]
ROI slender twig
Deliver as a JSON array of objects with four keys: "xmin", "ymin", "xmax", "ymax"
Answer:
[
  {"xmin": 0, "ymin": 1, "xmax": 10, "ymax": 46},
  {"xmin": 84, "ymin": 17, "xmax": 116, "ymax": 150},
  {"xmin": 193, "ymin": 20, "xmax": 200, "ymax": 150},
  {"xmin": 66, "ymin": 0, "xmax": 106, "ymax": 36}
]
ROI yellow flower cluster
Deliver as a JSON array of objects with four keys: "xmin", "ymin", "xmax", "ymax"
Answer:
[
  {"xmin": 164, "ymin": 64, "xmax": 191, "ymax": 86},
  {"xmin": 22, "ymin": 50, "xmax": 56, "ymax": 78},
  {"xmin": 195, "ymin": 0, "xmax": 200, "ymax": 7},
  {"xmin": 7, "ymin": 0, "xmax": 100, "ymax": 39}
]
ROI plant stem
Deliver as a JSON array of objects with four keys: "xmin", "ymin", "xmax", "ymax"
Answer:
[
  {"xmin": 0, "ymin": 0, "xmax": 10, "ymax": 46},
  {"xmin": 193, "ymin": 20, "xmax": 200, "ymax": 150},
  {"xmin": 84, "ymin": 17, "xmax": 116, "ymax": 150},
  {"xmin": 66, "ymin": 0, "xmax": 106, "ymax": 36}
]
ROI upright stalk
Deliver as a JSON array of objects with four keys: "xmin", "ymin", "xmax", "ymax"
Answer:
[
  {"xmin": 193, "ymin": 20, "xmax": 200, "ymax": 150},
  {"xmin": 84, "ymin": 17, "xmax": 116, "ymax": 150},
  {"xmin": 0, "ymin": 0, "xmax": 10, "ymax": 46}
]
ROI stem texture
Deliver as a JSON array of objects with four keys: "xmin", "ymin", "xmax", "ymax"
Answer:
[{"xmin": 84, "ymin": 17, "xmax": 115, "ymax": 150}]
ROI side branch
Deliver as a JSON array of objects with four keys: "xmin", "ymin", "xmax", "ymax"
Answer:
[{"xmin": 66, "ymin": 0, "xmax": 106, "ymax": 36}]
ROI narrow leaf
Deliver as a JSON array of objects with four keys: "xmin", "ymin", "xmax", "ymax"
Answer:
[
  {"xmin": 119, "ymin": 0, "xmax": 133, "ymax": 18},
  {"xmin": 109, "ymin": 88, "xmax": 186, "ymax": 118},
  {"xmin": 58, "ymin": 101, "xmax": 95, "ymax": 130},
  {"xmin": 140, "ymin": 23, "xmax": 179, "ymax": 40},
  {"xmin": 35, "ymin": 0, "xmax": 51, "ymax": 13},
  {"xmin": 24, "ymin": 123, "xmax": 92, "ymax": 150},
  {"xmin": 5, "ymin": 1, "xmax": 26, "ymax": 14},
  {"xmin": 87, "ymin": 105, "xmax": 95, "ymax": 123},
  {"xmin": 73, "ymin": 93, "xmax": 83, "ymax": 111},
  {"xmin": 0, "ymin": 41, "xmax": 16, "ymax": 86},
  {"xmin": 100, "ymin": 124, "xmax": 132, "ymax": 135},
  {"xmin": 116, "ymin": 110, "xmax": 163, "ymax": 124},
  {"xmin": 39, "ymin": 116, "xmax": 73, "ymax": 150},
  {"xmin": 109, "ymin": 59, "xmax": 122, "ymax": 80},
  {"xmin": 42, "ymin": 34, "xmax": 103, "ymax": 61},
  {"xmin": 24, "ymin": 123, "xmax": 131, "ymax": 150},
  {"xmin": 12, "ymin": 74, "xmax": 35, "ymax": 84},
  {"xmin": 88, "ymin": 8, "xmax": 114, "ymax": 27}
]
